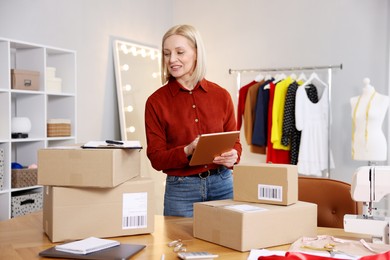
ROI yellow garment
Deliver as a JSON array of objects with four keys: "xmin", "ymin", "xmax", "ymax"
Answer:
[{"xmin": 271, "ymin": 77, "xmax": 292, "ymax": 150}]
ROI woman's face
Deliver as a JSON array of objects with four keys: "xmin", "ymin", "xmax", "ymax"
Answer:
[{"xmin": 163, "ymin": 34, "xmax": 197, "ymax": 83}]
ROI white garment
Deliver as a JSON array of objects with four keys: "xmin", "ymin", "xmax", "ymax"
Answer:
[
  {"xmin": 350, "ymin": 85, "xmax": 389, "ymax": 161},
  {"xmin": 295, "ymin": 85, "xmax": 334, "ymax": 176}
]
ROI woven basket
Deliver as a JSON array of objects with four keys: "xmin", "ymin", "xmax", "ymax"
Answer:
[
  {"xmin": 11, "ymin": 168, "xmax": 38, "ymax": 188},
  {"xmin": 47, "ymin": 123, "xmax": 71, "ymax": 137}
]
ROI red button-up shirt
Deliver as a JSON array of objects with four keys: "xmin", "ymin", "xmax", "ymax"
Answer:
[{"xmin": 145, "ymin": 78, "xmax": 242, "ymax": 176}]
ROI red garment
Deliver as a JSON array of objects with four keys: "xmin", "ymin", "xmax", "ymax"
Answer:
[
  {"xmin": 145, "ymin": 78, "xmax": 242, "ymax": 176},
  {"xmin": 258, "ymin": 251, "xmax": 390, "ymax": 260},
  {"xmin": 237, "ymin": 80, "xmax": 257, "ymax": 130},
  {"xmin": 266, "ymin": 81, "xmax": 290, "ymax": 164}
]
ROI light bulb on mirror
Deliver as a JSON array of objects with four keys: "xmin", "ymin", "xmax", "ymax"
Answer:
[
  {"xmin": 121, "ymin": 64, "xmax": 129, "ymax": 71},
  {"xmin": 130, "ymin": 46, "xmax": 137, "ymax": 56},
  {"xmin": 124, "ymin": 84, "xmax": 132, "ymax": 91},
  {"xmin": 120, "ymin": 44, "xmax": 129, "ymax": 54},
  {"xmin": 125, "ymin": 105, "xmax": 134, "ymax": 112},
  {"xmin": 127, "ymin": 126, "xmax": 136, "ymax": 133}
]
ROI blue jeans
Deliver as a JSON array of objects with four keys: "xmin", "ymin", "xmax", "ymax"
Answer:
[{"xmin": 163, "ymin": 167, "xmax": 233, "ymax": 217}]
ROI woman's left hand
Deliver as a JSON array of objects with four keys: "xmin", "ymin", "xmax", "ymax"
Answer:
[{"xmin": 213, "ymin": 149, "xmax": 238, "ymax": 168}]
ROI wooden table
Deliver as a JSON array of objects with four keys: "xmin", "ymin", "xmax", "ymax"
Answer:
[{"xmin": 0, "ymin": 211, "xmax": 370, "ymax": 260}]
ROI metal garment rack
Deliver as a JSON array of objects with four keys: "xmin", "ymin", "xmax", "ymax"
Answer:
[{"xmin": 229, "ymin": 63, "xmax": 343, "ymax": 178}]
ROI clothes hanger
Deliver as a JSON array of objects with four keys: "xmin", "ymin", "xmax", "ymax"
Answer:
[
  {"xmin": 255, "ymin": 73, "xmax": 264, "ymax": 82},
  {"xmin": 297, "ymin": 72, "xmax": 307, "ymax": 82},
  {"xmin": 290, "ymin": 73, "xmax": 297, "ymax": 81},
  {"xmin": 300, "ymin": 72, "xmax": 328, "ymax": 88}
]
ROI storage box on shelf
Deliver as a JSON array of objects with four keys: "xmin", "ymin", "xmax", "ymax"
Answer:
[
  {"xmin": 11, "ymin": 69, "xmax": 40, "ymax": 91},
  {"xmin": 45, "ymin": 66, "xmax": 62, "ymax": 93},
  {"xmin": 11, "ymin": 188, "xmax": 43, "ymax": 218},
  {"xmin": 11, "ymin": 167, "xmax": 38, "ymax": 188},
  {"xmin": 47, "ymin": 119, "xmax": 71, "ymax": 137},
  {"xmin": 0, "ymin": 37, "xmax": 76, "ymax": 220}
]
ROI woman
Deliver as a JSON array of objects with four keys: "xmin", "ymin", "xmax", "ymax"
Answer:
[{"xmin": 144, "ymin": 24, "xmax": 242, "ymax": 217}]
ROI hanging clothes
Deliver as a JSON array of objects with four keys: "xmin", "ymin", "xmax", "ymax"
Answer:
[
  {"xmin": 243, "ymin": 79, "xmax": 266, "ymax": 154},
  {"xmin": 281, "ymin": 83, "xmax": 319, "ymax": 165},
  {"xmin": 237, "ymin": 80, "xmax": 257, "ymax": 131},
  {"xmin": 251, "ymin": 79, "xmax": 272, "ymax": 146},
  {"xmin": 266, "ymin": 81, "xmax": 290, "ymax": 164},
  {"xmin": 271, "ymin": 77, "xmax": 293, "ymax": 151},
  {"xmin": 295, "ymin": 83, "xmax": 334, "ymax": 176}
]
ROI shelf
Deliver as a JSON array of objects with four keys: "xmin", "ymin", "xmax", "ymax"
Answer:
[{"xmin": 0, "ymin": 37, "xmax": 77, "ymax": 220}]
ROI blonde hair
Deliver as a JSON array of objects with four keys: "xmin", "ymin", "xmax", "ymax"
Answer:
[{"xmin": 161, "ymin": 24, "xmax": 206, "ymax": 84}]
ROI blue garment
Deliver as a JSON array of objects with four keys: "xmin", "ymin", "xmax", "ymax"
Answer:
[
  {"xmin": 252, "ymin": 80, "xmax": 272, "ymax": 146},
  {"xmin": 163, "ymin": 167, "xmax": 233, "ymax": 217}
]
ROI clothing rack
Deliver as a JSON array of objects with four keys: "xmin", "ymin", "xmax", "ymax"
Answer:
[{"xmin": 229, "ymin": 63, "xmax": 343, "ymax": 178}]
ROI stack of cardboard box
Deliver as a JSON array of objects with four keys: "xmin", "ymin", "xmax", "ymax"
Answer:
[
  {"xmin": 193, "ymin": 163, "xmax": 318, "ymax": 251},
  {"xmin": 38, "ymin": 146, "xmax": 154, "ymax": 242}
]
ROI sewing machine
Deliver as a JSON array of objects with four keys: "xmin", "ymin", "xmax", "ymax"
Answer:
[{"xmin": 344, "ymin": 166, "xmax": 390, "ymax": 244}]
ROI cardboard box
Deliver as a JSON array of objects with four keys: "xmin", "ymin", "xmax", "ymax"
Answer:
[
  {"xmin": 11, "ymin": 69, "xmax": 40, "ymax": 91},
  {"xmin": 193, "ymin": 199, "xmax": 317, "ymax": 252},
  {"xmin": 43, "ymin": 176, "xmax": 154, "ymax": 242},
  {"xmin": 38, "ymin": 146, "xmax": 140, "ymax": 188},
  {"xmin": 233, "ymin": 163, "xmax": 298, "ymax": 206}
]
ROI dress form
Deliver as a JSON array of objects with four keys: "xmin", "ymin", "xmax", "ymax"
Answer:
[{"xmin": 350, "ymin": 78, "xmax": 390, "ymax": 162}]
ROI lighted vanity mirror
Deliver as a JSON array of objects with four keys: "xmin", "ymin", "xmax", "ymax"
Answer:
[{"xmin": 113, "ymin": 39, "xmax": 161, "ymax": 141}]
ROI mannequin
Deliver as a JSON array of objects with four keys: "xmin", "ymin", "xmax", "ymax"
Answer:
[{"xmin": 350, "ymin": 78, "xmax": 390, "ymax": 161}]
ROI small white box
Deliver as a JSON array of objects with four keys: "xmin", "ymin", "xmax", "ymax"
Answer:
[
  {"xmin": 46, "ymin": 67, "xmax": 56, "ymax": 79},
  {"xmin": 46, "ymin": 77, "xmax": 62, "ymax": 93}
]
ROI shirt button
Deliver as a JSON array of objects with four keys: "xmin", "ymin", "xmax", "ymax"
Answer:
[
  {"xmin": 192, "ymin": 105, "xmax": 196, "ymax": 109},
  {"xmin": 204, "ymin": 165, "xmax": 208, "ymax": 168},
  {"xmin": 195, "ymin": 118, "xmax": 199, "ymax": 122},
  {"xmin": 189, "ymin": 91, "xmax": 192, "ymax": 95}
]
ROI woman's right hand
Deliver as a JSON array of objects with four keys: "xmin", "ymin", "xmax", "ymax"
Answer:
[{"xmin": 184, "ymin": 136, "xmax": 199, "ymax": 156}]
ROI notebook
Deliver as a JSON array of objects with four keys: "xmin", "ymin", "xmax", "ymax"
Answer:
[
  {"xmin": 39, "ymin": 243, "xmax": 146, "ymax": 260},
  {"xmin": 189, "ymin": 131, "xmax": 240, "ymax": 166},
  {"xmin": 55, "ymin": 237, "xmax": 120, "ymax": 254}
]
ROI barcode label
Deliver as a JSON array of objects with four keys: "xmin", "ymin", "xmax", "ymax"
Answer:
[
  {"xmin": 122, "ymin": 192, "xmax": 147, "ymax": 229},
  {"xmin": 123, "ymin": 215, "xmax": 147, "ymax": 229},
  {"xmin": 258, "ymin": 184, "xmax": 283, "ymax": 202}
]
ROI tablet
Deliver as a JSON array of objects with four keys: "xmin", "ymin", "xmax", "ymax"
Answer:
[
  {"xmin": 189, "ymin": 131, "xmax": 240, "ymax": 166},
  {"xmin": 39, "ymin": 243, "xmax": 145, "ymax": 260}
]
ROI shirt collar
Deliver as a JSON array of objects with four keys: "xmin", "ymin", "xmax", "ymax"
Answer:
[{"xmin": 168, "ymin": 78, "xmax": 208, "ymax": 96}]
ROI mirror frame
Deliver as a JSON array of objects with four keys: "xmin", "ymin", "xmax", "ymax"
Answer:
[{"xmin": 112, "ymin": 38, "xmax": 161, "ymax": 141}]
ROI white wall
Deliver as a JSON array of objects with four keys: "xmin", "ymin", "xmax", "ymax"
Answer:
[
  {"xmin": 0, "ymin": 0, "xmax": 389, "ymax": 213},
  {"xmin": 0, "ymin": 0, "xmax": 172, "ymax": 142}
]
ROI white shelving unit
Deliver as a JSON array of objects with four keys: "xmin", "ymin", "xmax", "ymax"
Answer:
[{"xmin": 0, "ymin": 37, "xmax": 77, "ymax": 221}]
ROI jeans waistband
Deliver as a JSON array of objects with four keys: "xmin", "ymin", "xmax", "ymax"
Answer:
[{"xmin": 187, "ymin": 166, "xmax": 225, "ymax": 178}]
